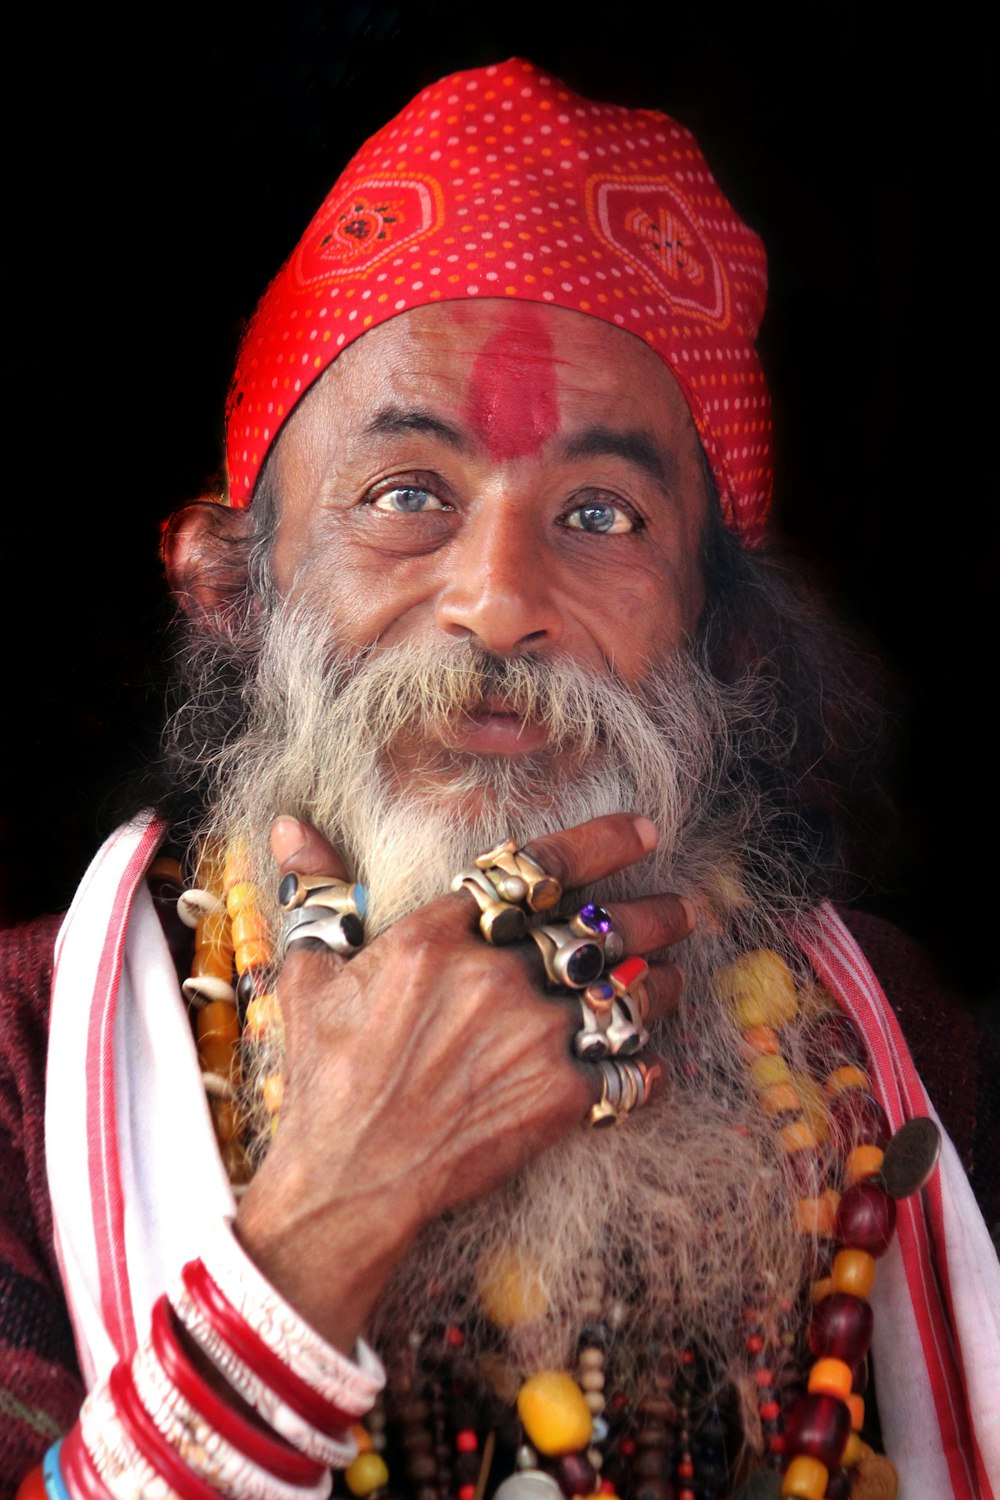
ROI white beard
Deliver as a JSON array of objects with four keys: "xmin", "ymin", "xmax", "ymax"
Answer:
[{"xmin": 198, "ymin": 605, "xmax": 820, "ymax": 1401}]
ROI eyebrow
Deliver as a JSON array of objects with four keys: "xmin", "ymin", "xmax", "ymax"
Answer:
[
  {"xmin": 363, "ymin": 404, "xmax": 469, "ymax": 450},
  {"xmin": 560, "ymin": 426, "xmax": 679, "ymax": 491}
]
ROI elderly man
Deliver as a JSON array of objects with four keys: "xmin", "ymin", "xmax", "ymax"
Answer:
[{"xmin": 3, "ymin": 59, "xmax": 997, "ymax": 1500}]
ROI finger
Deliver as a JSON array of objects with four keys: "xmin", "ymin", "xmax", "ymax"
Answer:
[
  {"xmin": 638, "ymin": 960, "xmax": 684, "ymax": 1024},
  {"xmin": 270, "ymin": 815, "xmax": 350, "ymax": 882},
  {"xmin": 595, "ymin": 892, "xmax": 696, "ymax": 956},
  {"xmin": 520, "ymin": 812, "xmax": 657, "ymax": 891}
]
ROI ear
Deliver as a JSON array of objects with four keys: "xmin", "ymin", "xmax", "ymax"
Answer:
[{"xmin": 162, "ymin": 501, "xmax": 257, "ymax": 624}]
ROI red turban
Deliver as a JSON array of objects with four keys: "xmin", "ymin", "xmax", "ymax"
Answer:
[{"xmin": 227, "ymin": 59, "xmax": 772, "ymax": 543}]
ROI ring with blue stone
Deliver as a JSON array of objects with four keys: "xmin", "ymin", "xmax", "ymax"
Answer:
[
  {"xmin": 278, "ymin": 871, "xmax": 368, "ymax": 923},
  {"xmin": 529, "ymin": 923, "xmax": 606, "ymax": 989},
  {"xmin": 570, "ymin": 902, "xmax": 625, "ymax": 964}
]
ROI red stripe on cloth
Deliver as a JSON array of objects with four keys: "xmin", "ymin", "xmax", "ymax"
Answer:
[
  {"xmin": 797, "ymin": 906, "xmax": 979, "ymax": 1500},
  {"xmin": 81, "ymin": 819, "xmax": 165, "ymax": 1362}
]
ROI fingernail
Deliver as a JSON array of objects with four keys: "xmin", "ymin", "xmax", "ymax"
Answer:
[
  {"xmin": 633, "ymin": 816, "xmax": 658, "ymax": 852},
  {"xmin": 271, "ymin": 815, "xmax": 307, "ymax": 863},
  {"xmin": 679, "ymin": 897, "xmax": 698, "ymax": 933}
]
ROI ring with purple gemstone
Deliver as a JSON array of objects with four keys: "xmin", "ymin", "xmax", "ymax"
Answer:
[
  {"xmin": 569, "ymin": 903, "xmax": 625, "ymax": 964},
  {"xmin": 529, "ymin": 923, "xmax": 606, "ymax": 990}
]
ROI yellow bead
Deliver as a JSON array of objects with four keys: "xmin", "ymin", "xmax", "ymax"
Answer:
[
  {"xmin": 841, "ymin": 1432, "xmax": 867, "ymax": 1468},
  {"xmin": 845, "ymin": 1144, "xmax": 884, "ymax": 1185},
  {"xmin": 222, "ymin": 842, "xmax": 252, "ymax": 891},
  {"xmin": 749, "ymin": 1054, "xmax": 792, "ymax": 1091},
  {"xmin": 517, "ymin": 1371, "xmax": 593, "ymax": 1456},
  {"xmin": 479, "ymin": 1251, "xmax": 549, "ymax": 1329},
  {"xmin": 826, "ymin": 1065, "xmax": 871, "ymax": 1096},
  {"xmin": 717, "ymin": 950, "xmax": 799, "ymax": 1030},
  {"xmin": 810, "ymin": 1276, "xmax": 833, "ymax": 1303},
  {"xmin": 781, "ymin": 1455, "xmax": 828, "ymax": 1499},
  {"xmin": 832, "ymin": 1248, "xmax": 876, "ymax": 1298},
  {"xmin": 808, "ymin": 1357, "xmax": 852, "ymax": 1400},
  {"xmin": 225, "ymin": 880, "xmax": 261, "ymax": 917},
  {"xmin": 344, "ymin": 1451, "xmax": 390, "ymax": 1496},
  {"xmin": 848, "ymin": 1393, "xmax": 865, "ymax": 1430}
]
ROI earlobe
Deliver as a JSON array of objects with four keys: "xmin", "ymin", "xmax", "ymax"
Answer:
[{"xmin": 162, "ymin": 500, "xmax": 257, "ymax": 623}]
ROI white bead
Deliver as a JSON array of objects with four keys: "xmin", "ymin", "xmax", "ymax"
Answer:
[
  {"xmin": 177, "ymin": 888, "xmax": 224, "ymax": 927},
  {"xmin": 580, "ymin": 1370, "xmax": 605, "ymax": 1392},
  {"xmin": 579, "ymin": 1348, "xmax": 604, "ymax": 1370},
  {"xmin": 585, "ymin": 1392, "xmax": 605, "ymax": 1414},
  {"xmin": 182, "ymin": 975, "xmax": 236, "ymax": 1008}
]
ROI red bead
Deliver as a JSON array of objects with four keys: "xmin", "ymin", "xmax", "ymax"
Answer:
[
  {"xmin": 678, "ymin": 1458, "xmax": 695, "ymax": 1478},
  {"xmin": 808, "ymin": 1292, "xmax": 874, "ymax": 1365},
  {"xmin": 746, "ymin": 1334, "xmax": 764, "ymax": 1354},
  {"xmin": 835, "ymin": 1182, "xmax": 897, "ymax": 1257},
  {"xmin": 455, "ymin": 1430, "xmax": 478, "ymax": 1453},
  {"xmin": 459, "ymin": 1487, "xmax": 476, "ymax": 1500},
  {"xmin": 829, "ymin": 1091, "xmax": 889, "ymax": 1150},
  {"xmin": 784, "ymin": 1393, "xmax": 852, "ymax": 1467},
  {"xmin": 556, "ymin": 1452, "xmax": 598, "ymax": 1495},
  {"xmin": 445, "ymin": 1325, "xmax": 465, "ymax": 1346},
  {"xmin": 760, "ymin": 1400, "xmax": 781, "ymax": 1421},
  {"xmin": 754, "ymin": 1367, "xmax": 775, "ymax": 1387},
  {"xmin": 768, "ymin": 1433, "xmax": 786, "ymax": 1453},
  {"xmin": 14, "ymin": 1465, "xmax": 48, "ymax": 1500},
  {"xmin": 620, "ymin": 1437, "xmax": 637, "ymax": 1456}
]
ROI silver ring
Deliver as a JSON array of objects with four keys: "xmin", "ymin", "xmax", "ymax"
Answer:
[
  {"xmin": 529, "ymin": 924, "xmax": 606, "ymax": 989},
  {"xmin": 574, "ymin": 998, "xmax": 611, "ymax": 1060},
  {"xmin": 282, "ymin": 908, "xmax": 365, "ymax": 959}
]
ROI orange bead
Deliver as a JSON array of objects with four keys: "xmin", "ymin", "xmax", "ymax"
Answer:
[
  {"xmin": 761, "ymin": 1082, "xmax": 802, "ymax": 1116},
  {"xmin": 808, "ymin": 1358, "xmax": 852, "ymax": 1401},
  {"xmin": 149, "ymin": 856, "xmax": 185, "ymax": 885},
  {"xmin": 210, "ymin": 1095, "xmax": 240, "ymax": 1142},
  {"xmin": 780, "ymin": 1120, "xmax": 819, "ymax": 1154},
  {"xmin": 831, "ymin": 1248, "xmax": 876, "ymax": 1298},
  {"xmin": 350, "ymin": 1422, "xmax": 373, "ymax": 1454},
  {"xmin": 794, "ymin": 1189, "xmax": 840, "ymax": 1236},
  {"xmin": 196, "ymin": 1001, "xmax": 239, "ymax": 1043},
  {"xmin": 231, "ymin": 907, "xmax": 270, "ymax": 948},
  {"xmin": 742, "ymin": 1025, "xmax": 781, "ymax": 1056},
  {"xmin": 191, "ymin": 941, "xmax": 234, "ymax": 981},
  {"xmin": 245, "ymin": 992, "xmax": 281, "ymax": 1040},
  {"xmin": 262, "ymin": 1075, "xmax": 284, "ymax": 1114},
  {"xmin": 781, "ymin": 1455, "xmax": 828, "ymax": 1499},
  {"xmin": 222, "ymin": 843, "xmax": 252, "ymax": 891},
  {"xmin": 225, "ymin": 880, "xmax": 259, "ymax": 916},
  {"xmin": 847, "ymin": 1393, "xmax": 865, "ymax": 1430},
  {"xmin": 794, "ymin": 1074, "xmax": 831, "ymax": 1145},
  {"xmin": 845, "ymin": 1145, "xmax": 885, "ymax": 1185},
  {"xmin": 826, "ymin": 1065, "xmax": 870, "ymax": 1096},
  {"xmin": 810, "ymin": 1276, "xmax": 833, "ymax": 1303},
  {"xmin": 235, "ymin": 938, "xmax": 274, "ymax": 974},
  {"xmin": 199, "ymin": 1036, "xmax": 237, "ymax": 1077}
]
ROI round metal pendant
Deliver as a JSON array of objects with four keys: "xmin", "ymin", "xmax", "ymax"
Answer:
[
  {"xmin": 493, "ymin": 1471, "xmax": 563, "ymax": 1499},
  {"xmin": 878, "ymin": 1117, "xmax": 941, "ymax": 1199}
]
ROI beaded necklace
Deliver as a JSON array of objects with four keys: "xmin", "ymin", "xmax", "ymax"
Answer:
[{"xmin": 163, "ymin": 854, "xmax": 919, "ymax": 1500}]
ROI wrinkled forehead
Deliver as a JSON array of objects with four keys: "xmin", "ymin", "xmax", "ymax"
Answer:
[{"xmin": 269, "ymin": 299, "xmax": 708, "ymax": 495}]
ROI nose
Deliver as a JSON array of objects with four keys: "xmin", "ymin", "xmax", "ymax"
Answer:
[{"xmin": 435, "ymin": 502, "xmax": 563, "ymax": 655}]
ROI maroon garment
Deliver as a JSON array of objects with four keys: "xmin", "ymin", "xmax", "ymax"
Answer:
[{"xmin": 0, "ymin": 907, "xmax": 995, "ymax": 1495}]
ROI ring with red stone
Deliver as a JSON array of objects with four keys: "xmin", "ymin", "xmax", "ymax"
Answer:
[
  {"xmin": 529, "ymin": 924, "xmax": 606, "ymax": 990},
  {"xmin": 475, "ymin": 838, "xmax": 562, "ymax": 912}
]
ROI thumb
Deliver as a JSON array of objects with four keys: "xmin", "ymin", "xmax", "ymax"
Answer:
[{"xmin": 270, "ymin": 815, "xmax": 351, "ymax": 882}]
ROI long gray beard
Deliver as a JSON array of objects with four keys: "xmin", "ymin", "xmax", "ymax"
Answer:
[{"xmin": 196, "ymin": 604, "xmax": 819, "ymax": 1399}]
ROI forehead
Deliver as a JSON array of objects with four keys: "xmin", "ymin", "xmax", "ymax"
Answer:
[{"xmin": 274, "ymin": 299, "xmax": 704, "ymax": 468}]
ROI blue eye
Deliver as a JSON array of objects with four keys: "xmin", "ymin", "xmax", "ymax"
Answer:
[
  {"xmin": 565, "ymin": 500, "xmax": 635, "ymax": 534},
  {"xmin": 372, "ymin": 486, "xmax": 446, "ymax": 513}
]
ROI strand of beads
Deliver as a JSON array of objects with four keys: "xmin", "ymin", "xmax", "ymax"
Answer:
[
  {"xmin": 222, "ymin": 843, "xmax": 281, "ymax": 1154},
  {"xmin": 179, "ymin": 843, "xmax": 250, "ymax": 1187}
]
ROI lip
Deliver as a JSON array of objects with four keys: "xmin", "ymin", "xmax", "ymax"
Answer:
[{"xmin": 447, "ymin": 700, "xmax": 550, "ymax": 755}]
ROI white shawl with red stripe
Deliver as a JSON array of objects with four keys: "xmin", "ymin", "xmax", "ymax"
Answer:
[{"xmin": 46, "ymin": 817, "xmax": 999, "ymax": 1498}]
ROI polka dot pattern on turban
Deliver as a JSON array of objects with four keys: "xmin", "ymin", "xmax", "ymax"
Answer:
[{"xmin": 227, "ymin": 58, "xmax": 772, "ymax": 543}]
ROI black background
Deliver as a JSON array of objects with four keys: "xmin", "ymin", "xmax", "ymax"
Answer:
[{"xmin": 1, "ymin": 4, "xmax": 995, "ymax": 1011}]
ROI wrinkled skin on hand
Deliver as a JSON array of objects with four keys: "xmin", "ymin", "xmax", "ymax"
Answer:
[{"xmin": 235, "ymin": 810, "xmax": 694, "ymax": 1351}]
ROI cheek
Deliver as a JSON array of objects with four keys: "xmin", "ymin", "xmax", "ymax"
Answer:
[{"xmin": 567, "ymin": 552, "xmax": 703, "ymax": 678}]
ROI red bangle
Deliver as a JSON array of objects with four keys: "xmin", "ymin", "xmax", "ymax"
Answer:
[
  {"xmin": 150, "ymin": 1295, "xmax": 326, "ymax": 1485},
  {"xmin": 108, "ymin": 1360, "xmax": 220, "ymax": 1500},
  {"xmin": 181, "ymin": 1257, "xmax": 353, "ymax": 1436},
  {"xmin": 58, "ymin": 1425, "xmax": 113, "ymax": 1500}
]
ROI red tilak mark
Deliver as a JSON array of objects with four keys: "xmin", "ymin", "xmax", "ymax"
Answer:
[{"xmin": 466, "ymin": 308, "xmax": 560, "ymax": 462}]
